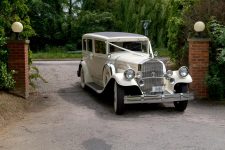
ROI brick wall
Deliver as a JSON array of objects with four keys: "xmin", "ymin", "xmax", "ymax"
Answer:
[
  {"xmin": 7, "ymin": 40, "xmax": 30, "ymax": 98},
  {"xmin": 188, "ymin": 38, "xmax": 210, "ymax": 98}
]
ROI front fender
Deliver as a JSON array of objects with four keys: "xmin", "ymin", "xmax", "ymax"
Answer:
[
  {"xmin": 111, "ymin": 73, "xmax": 138, "ymax": 87},
  {"xmin": 165, "ymin": 71, "xmax": 192, "ymax": 94},
  {"xmin": 104, "ymin": 63, "xmax": 139, "ymax": 87},
  {"xmin": 172, "ymin": 71, "xmax": 192, "ymax": 84}
]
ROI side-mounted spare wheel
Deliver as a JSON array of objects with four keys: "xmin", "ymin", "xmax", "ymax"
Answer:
[
  {"xmin": 114, "ymin": 81, "xmax": 125, "ymax": 115},
  {"xmin": 174, "ymin": 83, "xmax": 189, "ymax": 111}
]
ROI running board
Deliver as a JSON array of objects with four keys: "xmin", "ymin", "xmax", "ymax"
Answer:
[{"xmin": 86, "ymin": 82, "xmax": 104, "ymax": 94}]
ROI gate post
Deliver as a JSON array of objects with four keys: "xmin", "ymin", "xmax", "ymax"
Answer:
[
  {"xmin": 188, "ymin": 38, "xmax": 210, "ymax": 98},
  {"xmin": 7, "ymin": 40, "xmax": 30, "ymax": 98}
]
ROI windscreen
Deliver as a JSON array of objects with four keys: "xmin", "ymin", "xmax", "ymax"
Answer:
[{"xmin": 109, "ymin": 41, "xmax": 148, "ymax": 53}]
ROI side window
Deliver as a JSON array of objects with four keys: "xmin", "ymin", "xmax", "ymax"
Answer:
[
  {"xmin": 87, "ymin": 39, "xmax": 93, "ymax": 52},
  {"xmin": 95, "ymin": 40, "xmax": 106, "ymax": 54},
  {"xmin": 83, "ymin": 39, "xmax": 86, "ymax": 50}
]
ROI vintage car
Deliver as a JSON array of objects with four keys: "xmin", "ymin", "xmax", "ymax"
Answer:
[{"xmin": 77, "ymin": 32, "xmax": 193, "ymax": 115}]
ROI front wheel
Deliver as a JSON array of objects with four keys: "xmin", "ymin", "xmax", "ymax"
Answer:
[
  {"xmin": 174, "ymin": 101, "xmax": 188, "ymax": 111},
  {"xmin": 174, "ymin": 83, "xmax": 188, "ymax": 111},
  {"xmin": 114, "ymin": 82, "xmax": 125, "ymax": 115}
]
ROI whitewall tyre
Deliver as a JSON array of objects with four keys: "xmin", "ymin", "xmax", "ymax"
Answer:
[
  {"xmin": 114, "ymin": 81, "xmax": 125, "ymax": 115},
  {"xmin": 174, "ymin": 84, "xmax": 188, "ymax": 111}
]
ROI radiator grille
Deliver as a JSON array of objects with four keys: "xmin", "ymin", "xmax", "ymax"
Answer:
[{"xmin": 139, "ymin": 59, "xmax": 164, "ymax": 94}]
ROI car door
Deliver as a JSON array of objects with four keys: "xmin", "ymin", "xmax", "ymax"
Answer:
[
  {"xmin": 84, "ymin": 38, "xmax": 95, "ymax": 81},
  {"xmin": 91, "ymin": 40, "xmax": 108, "ymax": 86}
]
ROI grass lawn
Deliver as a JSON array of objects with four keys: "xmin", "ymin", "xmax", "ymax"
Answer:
[
  {"xmin": 32, "ymin": 47, "xmax": 169, "ymax": 59},
  {"xmin": 32, "ymin": 48, "xmax": 82, "ymax": 59}
]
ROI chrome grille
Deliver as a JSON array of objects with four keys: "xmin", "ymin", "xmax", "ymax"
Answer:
[{"xmin": 139, "ymin": 59, "xmax": 164, "ymax": 94}]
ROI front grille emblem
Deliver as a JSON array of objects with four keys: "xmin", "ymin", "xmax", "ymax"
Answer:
[{"xmin": 151, "ymin": 72, "xmax": 156, "ymax": 77}]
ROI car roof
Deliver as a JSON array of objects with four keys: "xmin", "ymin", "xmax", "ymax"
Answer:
[{"xmin": 83, "ymin": 32, "xmax": 148, "ymax": 42}]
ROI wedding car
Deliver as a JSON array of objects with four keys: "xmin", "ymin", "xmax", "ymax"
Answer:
[{"xmin": 77, "ymin": 32, "xmax": 193, "ymax": 115}]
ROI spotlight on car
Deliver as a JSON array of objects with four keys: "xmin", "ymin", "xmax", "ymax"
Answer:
[{"xmin": 124, "ymin": 69, "xmax": 135, "ymax": 80}]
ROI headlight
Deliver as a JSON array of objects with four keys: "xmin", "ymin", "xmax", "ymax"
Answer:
[
  {"xmin": 124, "ymin": 69, "xmax": 135, "ymax": 80},
  {"xmin": 179, "ymin": 66, "xmax": 189, "ymax": 77}
]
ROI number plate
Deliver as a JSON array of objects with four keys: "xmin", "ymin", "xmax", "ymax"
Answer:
[{"xmin": 152, "ymin": 86, "xmax": 164, "ymax": 92}]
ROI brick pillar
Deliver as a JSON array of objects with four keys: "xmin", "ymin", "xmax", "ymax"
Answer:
[
  {"xmin": 7, "ymin": 40, "xmax": 30, "ymax": 98},
  {"xmin": 188, "ymin": 38, "xmax": 210, "ymax": 98}
]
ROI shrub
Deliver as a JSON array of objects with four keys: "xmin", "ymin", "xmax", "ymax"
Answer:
[
  {"xmin": 206, "ymin": 19, "xmax": 225, "ymax": 100},
  {"xmin": 65, "ymin": 43, "xmax": 77, "ymax": 51},
  {"xmin": 167, "ymin": 0, "xmax": 195, "ymax": 67},
  {"xmin": 28, "ymin": 49, "xmax": 47, "ymax": 87},
  {"xmin": 0, "ymin": 37, "xmax": 15, "ymax": 90},
  {"xmin": 205, "ymin": 65, "xmax": 224, "ymax": 100},
  {"xmin": 0, "ymin": 62, "xmax": 15, "ymax": 90}
]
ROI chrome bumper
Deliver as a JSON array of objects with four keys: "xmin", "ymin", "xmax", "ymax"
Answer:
[{"xmin": 124, "ymin": 93, "xmax": 194, "ymax": 104}]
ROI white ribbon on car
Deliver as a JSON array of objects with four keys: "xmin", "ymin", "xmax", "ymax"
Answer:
[
  {"xmin": 107, "ymin": 41, "xmax": 154, "ymax": 58},
  {"xmin": 106, "ymin": 42, "xmax": 145, "ymax": 57},
  {"xmin": 148, "ymin": 41, "xmax": 154, "ymax": 58}
]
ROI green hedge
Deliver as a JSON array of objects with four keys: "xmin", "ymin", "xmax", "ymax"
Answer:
[{"xmin": 0, "ymin": 37, "xmax": 15, "ymax": 90}]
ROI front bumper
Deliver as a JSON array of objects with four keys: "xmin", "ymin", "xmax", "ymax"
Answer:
[{"xmin": 124, "ymin": 93, "xmax": 194, "ymax": 104}]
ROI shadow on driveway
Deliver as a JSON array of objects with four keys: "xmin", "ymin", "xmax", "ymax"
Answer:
[{"xmin": 57, "ymin": 83, "xmax": 184, "ymax": 119}]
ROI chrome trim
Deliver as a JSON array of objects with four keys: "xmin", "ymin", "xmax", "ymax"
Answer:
[
  {"xmin": 179, "ymin": 66, "xmax": 189, "ymax": 77},
  {"xmin": 138, "ymin": 59, "xmax": 164, "ymax": 93},
  {"xmin": 124, "ymin": 93, "xmax": 194, "ymax": 104}
]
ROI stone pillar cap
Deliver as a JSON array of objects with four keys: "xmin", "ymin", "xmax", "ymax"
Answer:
[{"xmin": 7, "ymin": 40, "xmax": 30, "ymax": 44}]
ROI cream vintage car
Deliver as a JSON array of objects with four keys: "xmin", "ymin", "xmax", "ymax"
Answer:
[{"xmin": 77, "ymin": 32, "xmax": 193, "ymax": 115}]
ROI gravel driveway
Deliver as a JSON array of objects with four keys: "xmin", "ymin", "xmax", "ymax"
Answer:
[{"xmin": 0, "ymin": 61, "xmax": 225, "ymax": 150}]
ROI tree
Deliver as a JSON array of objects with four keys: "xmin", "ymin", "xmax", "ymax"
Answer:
[
  {"xmin": 114, "ymin": 0, "xmax": 168, "ymax": 47},
  {"xmin": 73, "ymin": 11, "xmax": 116, "ymax": 49},
  {"xmin": 28, "ymin": 0, "xmax": 68, "ymax": 50},
  {"xmin": 167, "ymin": 0, "xmax": 195, "ymax": 66},
  {"xmin": 0, "ymin": 0, "xmax": 34, "ymax": 39}
]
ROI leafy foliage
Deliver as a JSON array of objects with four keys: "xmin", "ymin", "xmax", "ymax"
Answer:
[
  {"xmin": 0, "ymin": 0, "xmax": 35, "ymax": 39},
  {"xmin": 0, "ymin": 0, "xmax": 34, "ymax": 90},
  {"xmin": 28, "ymin": 0, "xmax": 68, "ymax": 51},
  {"xmin": 0, "ymin": 62, "xmax": 15, "ymax": 90},
  {"xmin": 0, "ymin": 36, "xmax": 15, "ymax": 89},
  {"xmin": 28, "ymin": 49, "xmax": 47, "ymax": 88},
  {"xmin": 167, "ymin": 0, "xmax": 195, "ymax": 66},
  {"xmin": 73, "ymin": 11, "xmax": 116, "ymax": 48},
  {"xmin": 28, "ymin": 0, "xmax": 170, "ymax": 50},
  {"xmin": 206, "ymin": 19, "xmax": 225, "ymax": 99},
  {"xmin": 115, "ymin": 0, "xmax": 169, "ymax": 47}
]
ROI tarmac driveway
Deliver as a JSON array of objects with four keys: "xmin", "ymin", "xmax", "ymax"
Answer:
[{"xmin": 0, "ymin": 61, "xmax": 225, "ymax": 150}]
